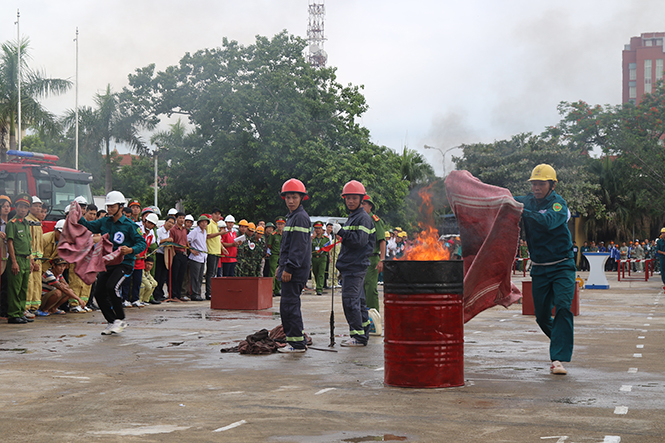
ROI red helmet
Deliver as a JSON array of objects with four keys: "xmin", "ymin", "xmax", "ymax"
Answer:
[
  {"xmin": 281, "ymin": 178, "xmax": 309, "ymax": 200},
  {"xmin": 341, "ymin": 180, "xmax": 366, "ymax": 197}
]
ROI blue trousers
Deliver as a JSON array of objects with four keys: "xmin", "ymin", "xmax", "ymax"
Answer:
[
  {"xmin": 280, "ymin": 280, "xmax": 306, "ymax": 349},
  {"xmin": 341, "ymin": 271, "xmax": 370, "ymax": 345},
  {"xmin": 531, "ymin": 259, "xmax": 576, "ymax": 362}
]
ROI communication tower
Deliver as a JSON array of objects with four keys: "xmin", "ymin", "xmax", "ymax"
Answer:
[{"xmin": 307, "ymin": 1, "xmax": 327, "ymax": 68}]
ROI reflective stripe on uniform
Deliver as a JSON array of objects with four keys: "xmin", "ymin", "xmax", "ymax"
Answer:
[
  {"xmin": 341, "ymin": 225, "xmax": 376, "ymax": 234},
  {"xmin": 286, "ymin": 335, "xmax": 305, "ymax": 342},
  {"xmin": 349, "ymin": 329, "xmax": 365, "ymax": 335},
  {"xmin": 362, "ymin": 320, "xmax": 371, "ymax": 327},
  {"xmin": 284, "ymin": 226, "xmax": 310, "ymax": 233}
]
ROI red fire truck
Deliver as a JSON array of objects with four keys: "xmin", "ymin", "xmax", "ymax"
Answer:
[{"xmin": 0, "ymin": 150, "xmax": 93, "ymax": 231}]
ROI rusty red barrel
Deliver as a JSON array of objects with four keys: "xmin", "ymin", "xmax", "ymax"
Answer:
[{"xmin": 383, "ymin": 260, "xmax": 464, "ymax": 388}]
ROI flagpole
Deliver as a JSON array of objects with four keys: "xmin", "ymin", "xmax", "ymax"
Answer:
[
  {"xmin": 74, "ymin": 28, "xmax": 79, "ymax": 169},
  {"xmin": 16, "ymin": 9, "xmax": 21, "ymax": 151}
]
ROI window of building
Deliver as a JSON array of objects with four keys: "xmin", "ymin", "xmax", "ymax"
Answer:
[
  {"xmin": 658, "ymin": 39, "xmax": 664, "ymax": 46},
  {"xmin": 645, "ymin": 60, "xmax": 652, "ymax": 94},
  {"xmin": 646, "ymin": 39, "xmax": 653, "ymax": 47},
  {"xmin": 629, "ymin": 62, "xmax": 637, "ymax": 81},
  {"xmin": 657, "ymin": 60, "xmax": 663, "ymax": 80},
  {"xmin": 629, "ymin": 81, "xmax": 637, "ymax": 99}
]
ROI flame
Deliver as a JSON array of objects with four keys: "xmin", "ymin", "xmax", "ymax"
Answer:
[{"xmin": 398, "ymin": 183, "xmax": 452, "ymax": 261}]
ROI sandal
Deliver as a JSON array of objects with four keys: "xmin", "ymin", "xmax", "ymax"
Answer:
[{"xmin": 52, "ymin": 309, "xmax": 66, "ymax": 315}]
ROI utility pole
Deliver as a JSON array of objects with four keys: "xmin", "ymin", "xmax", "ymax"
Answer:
[
  {"xmin": 74, "ymin": 27, "xmax": 79, "ymax": 169},
  {"xmin": 307, "ymin": 1, "xmax": 327, "ymax": 68},
  {"xmin": 16, "ymin": 10, "xmax": 21, "ymax": 151}
]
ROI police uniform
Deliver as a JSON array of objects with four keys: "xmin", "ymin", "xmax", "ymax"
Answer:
[
  {"xmin": 337, "ymin": 205, "xmax": 376, "ymax": 345},
  {"xmin": 79, "ymin": 213, "xmax": 147, "ymax": 324},
  {"xmin": 515, "ymin": 189, "xmax": 575, "ymax": 363},
  {"xmin": 276, "ymin": 205, "xmax": 311, "ymax": 349},
  {"xmin": 311, "ymin": 224, "xmax": 328, "ymax": 294},
  {"xmin": 26, "ymin": 212, "xmax": 43, "ymax": 311},
  {"xmin": 6, "ymin": 201, "xmax": 32, "ymax": 321},
  {"xmin": 267, "ymin": 220, "xmax": 284, "ymax": 295},
  {"xmin": 363, "ymin": 212, "xmax": 386, "ymax": 312}
]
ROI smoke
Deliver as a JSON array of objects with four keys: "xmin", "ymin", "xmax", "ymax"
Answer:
[{"xmin": 420, "ymin": 111, "xmax": 474, "ymax": 177}]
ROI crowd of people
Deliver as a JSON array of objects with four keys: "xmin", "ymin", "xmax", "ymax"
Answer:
[{"xmin": 0, "ymin": 179, "xmax": 410, "ymax": 350}]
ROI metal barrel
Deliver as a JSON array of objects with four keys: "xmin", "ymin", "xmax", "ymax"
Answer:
[{"xmin": 383, "ymin": 260, "xmax": 464, "ymax": 388}]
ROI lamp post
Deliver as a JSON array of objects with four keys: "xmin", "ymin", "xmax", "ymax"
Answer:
[
  {"xmin": 424, "ymin": 145, "xmax": 461, "ymax": 177},
  {"xmin": 152, "ymin": 145, "xmax": 159, "ymax": 207}
]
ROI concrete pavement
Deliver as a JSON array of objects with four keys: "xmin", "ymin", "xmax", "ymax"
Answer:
[{"xmin": 0, "ymin": 272, "xmax": 663, "ymax": 442}]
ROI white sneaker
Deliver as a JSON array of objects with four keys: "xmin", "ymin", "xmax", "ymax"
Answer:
[
  {"xmin": 132, "ymin": 301, "xmax": 144, "ymax": 308},
  {"xmin": 550, "ymin": 360, "xmax": 567, "ymax": 375},
  {"xmin": 340, "ymin": 338, "xmax": 367, "ymax": 347},
  {"xmin": 101, "ymin": 323, "xmax": 114, "ymax": 335},
  {"xmin": 70, "ymin": 305, "xmax": 85, "ymax": 313},
  {"xmin": 277, "ymin": 345, "xmax": 307, "ymax": 353},
  {"xmin": 110, "ymin": 319, "xmax": 128, "ymax": 334},
  {"xmin": 123, "ymin": 301, "xmax": 132, "ymax": 308}
]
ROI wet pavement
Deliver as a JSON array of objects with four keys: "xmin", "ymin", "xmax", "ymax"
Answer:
[{"xmin": 0, "ymin": 272, "xmax": 664, "ymax": 442}]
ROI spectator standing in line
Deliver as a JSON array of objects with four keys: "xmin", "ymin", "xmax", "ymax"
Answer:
[
  {"xmin": 25, "ymin": 196, "xmax": 44, "ymax": 316},
  {"xmin": 5, "ymin": 194, "xmax": 35, "ymax": 324},
  {"xmin": 656, "ymin": 229, "xmax": 665, "ymax": 289},
  {"xmin": 153, "ymin": 215, "xmax": 176, "ymax": 301},
  {"xmin": 334, "ymin": 180, "xmax": 376, "ymax": 347},
  {"xmin": 310, "ymin": 221, "xmax": 328, "ymax": 296},
  {"xmin": 221, "ymin": 215, "xmax": 240, "ymax": 277},
  {"xmin": 610, "ymin": 242, "xmax": 620, "ymax": 272},
  {"xmin": 128, "ymin": 200, "xmax": 141, "ymax": 222},
  {"xmin": 276, "ymin": 179, "xmax": 312, "ymax": 353},
  {"xmin": 263, "ymin": 222, "xmax": 275, "ymax": 278},
  {"xmin": 360, "ymin": 195, "xmax": 386, "ymax": 313},
  {"xmin": 205, "ymin": 209, "xmax": 226, "ymax": 299},
  {"xmin": 580, "ymin": 241, "xmax": 590, "ymax": 271},
  {"xmin": 169, "ymin": 212, "xmax": 190, "ymax": 301},
  {"xmin": 187, "ymin": 215, "xmax": 209, "ymax": 301},
  {"xmin": 267, "ymin": 217, "xmax": 285, "ymax": 296}
]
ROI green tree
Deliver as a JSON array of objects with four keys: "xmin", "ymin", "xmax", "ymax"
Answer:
[
  {"xmin": 399, "ymin": 146, "xmax": 436, "ymax": 188},
  {"xmin": 0, "ymin": 38, "xmax": 71, "ymax": 161},
  {"xmin": 122, "ymin": 32, "xmax": 409, "ymax": 222},
  {"xmin": 63, "ymin": 84, "xmax": 155, "ymax": 193}
]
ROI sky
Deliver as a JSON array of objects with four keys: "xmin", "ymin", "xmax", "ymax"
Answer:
[{"xmin": 2, "ymin": 0, "xmax": 665, "ymax": 176}]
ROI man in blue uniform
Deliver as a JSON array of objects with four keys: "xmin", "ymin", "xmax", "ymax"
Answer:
[
  {"xmin": 655, "ymin": 228, "xmax": 665, "ymax": 289},
  {"xmin": 514, "ymin": 164, "xmax": 575, "ymax": 375},
  {"xmin": 276, "ymin": 179, "xmax": 312, "ymax": 353},
  {"xmin": 79, "ymin": 191, "xmax": 147, "ymax": 335},
  {"xmin": 334, "ymin": 180, "xmax": 376, "ymax": 347}
]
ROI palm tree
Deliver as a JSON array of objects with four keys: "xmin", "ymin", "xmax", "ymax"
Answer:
[
  {"xmin": 0, "ymin": 38, "xmax": 72, "ymax": 161},
  {"xmin": 400, "ymin": 146, "xmax": 435, "ymax": 188},
  {"xmin": 64, "ymin": 84, "xmax": 154, "ymax": 192}
]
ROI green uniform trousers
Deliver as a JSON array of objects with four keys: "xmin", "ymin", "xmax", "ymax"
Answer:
[
  {"xmin": 530, "ymin": 258, "xmax": 576, "ymax": 362},
  {"xmin": 363, "ymin": 254, "xmax": 381, "ymax": 312},
  {"xmin": 269, "ymin": 255, "xmax": 281, "ymax": 295},
  {"xmin": 311, "ymin": 255, "xmax": 327, "ymax": 292},
  {"xmin": 7, "ymin": 256, "xmax": 31, "ymax": 319}
]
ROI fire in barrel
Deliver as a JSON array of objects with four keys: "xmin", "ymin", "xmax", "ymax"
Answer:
[{"xmin": 383, "ymin": 186, "xmax": 464, "ymax": 388}]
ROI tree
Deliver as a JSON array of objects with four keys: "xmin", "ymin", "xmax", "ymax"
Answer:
[
  {"xmin": 399, "ymin": 146, "xmax": 435, "ymax": 188},
  {"xmin": 63, "ymin": 84, "xmax": 155, "ymax": 192},
  {"xmin": 122, "ymin": 32, "xmax": 410, "ymax": 222},
  {"xmin": 0, "ymin": 38, "xmax": 71, "ymax": 161}
]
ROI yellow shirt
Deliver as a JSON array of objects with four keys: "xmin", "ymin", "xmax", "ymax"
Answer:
[
  {"xmin": 206, "ymin": 222, "xmax": 221, "ymax": 255},
  {"xmin": 27, "ymin": 213, "xmax": 44, "ymax": 259}
]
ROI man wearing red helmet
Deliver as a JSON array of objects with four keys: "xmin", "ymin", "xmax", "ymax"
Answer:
[
  {"xmin": 334, "ymin": 180, "xmax": 376, "ymax": 347},
  {"xmin": 276, "ymin": 178, "xmax": 312, "ymax": 353}
]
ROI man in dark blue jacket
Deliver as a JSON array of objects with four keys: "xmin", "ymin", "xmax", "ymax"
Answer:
[
  {"xmin": 276, "ymin": 179, "xmax": 312, "ymax": 353},
  {"xmin": 514, "ymin": 164, "xmax": 575, "ymax": 375},
  {"xmin": 79, "ymin": 191, "xmax": 147, "ymax": 335},
  {"xmin": 334, "ymin": 180, "xmax": 376, "ymax": 347}
]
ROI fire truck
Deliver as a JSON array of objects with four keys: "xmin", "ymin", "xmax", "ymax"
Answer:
[{"xmin": 0, "ymin": 150, "xmax": 93, "ymax": 231}]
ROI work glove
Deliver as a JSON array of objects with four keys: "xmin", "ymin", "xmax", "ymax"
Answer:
[{"xmin": 332, "ymin": 223, "xmax": 342, "ymax": 235}]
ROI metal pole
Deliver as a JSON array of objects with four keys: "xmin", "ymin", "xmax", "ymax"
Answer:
[
  {"xmin": 16, "ymin": 10, "xmax": 21, "ymax": 151},
  {"xmin": 75, "ymin": 28, "xmax": 79, "ymax": 169},
  {"xmin": 154, "ymin": 147, "xmax": 158, "ymax": 207}
]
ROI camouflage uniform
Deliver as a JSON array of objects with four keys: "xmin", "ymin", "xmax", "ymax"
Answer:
[{"xmin": 236, "ymin": 235, "xmax": 266, "ymax": 277}]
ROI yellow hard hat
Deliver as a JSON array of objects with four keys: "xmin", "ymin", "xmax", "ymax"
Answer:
[
  {"xmin": 238, "ymin": 219, "xmax": 249, "ymax": 227},
  {"xmin": 385, "ymin": 231, "xmax": 391, "ymax": 237},
  {"xmin": 394, "ymin": 227, "xmax": 403, "ymax": 232},
  {"xmin": 661, "ymin": 227, "xmax": 665, "ymax": 234},
  {"xmin": 399, "ymin": 232, "xmax": 407, "ymax": 238},
  {"xmin": 529, "ymin": 164, "xmax": 557, "ymax": 182},
  {"xmin": 247, "ymin": 222, "xmax": 256, "ymax": 231}
]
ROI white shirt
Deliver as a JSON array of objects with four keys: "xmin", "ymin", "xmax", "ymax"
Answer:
[
  {"xmin": 187, "ymin": 226, "xmax": 208, "ymax": 263},
  {"xmin": 156, "ymin": 226, "xmax": 171, "ymax": 254}
]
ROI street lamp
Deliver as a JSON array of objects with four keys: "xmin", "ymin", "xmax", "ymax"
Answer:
[
  {"xmin": 152, "ymin": 145, "xmax": 159, "ymax": 207},
  {"xmin": 424, "ymin": 145, "xmax": 461, "ymax": 177}
]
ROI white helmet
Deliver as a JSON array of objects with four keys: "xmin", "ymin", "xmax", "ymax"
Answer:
[
  {"xmin": 145, "ymin": 213, "xmax": 159, "ymax": 226},
  {"xmin": 74, "ymin": 195, "xmax": 88, "ymax": 205},
  {"xmin": 64, "ymin": 204, "xmax": 71, "ymax": 214},
  {"xmin": 185, "ymin": 214, "xmax": 195, "ymax": 222},
  {"xmin": 55, "ymin": 219, "xmax": 65, "ymax": 231},
  {"xmin": 32, "ymin": 196, "xmax": 42, "ymax": 204},
  {"xmin": 167, "ymin": 208, "xmax": 178, "ymax": 216},
  {"xmin": 217, "ymin": 220, "xmax": 226, "ymax": 228},
  {"xmin": 224, "ymin": 215, "xmax": 236, "ymax": 223},
  {"xmin": 105, "ymin": 191, "xmax": 126, "ymax": 206}
]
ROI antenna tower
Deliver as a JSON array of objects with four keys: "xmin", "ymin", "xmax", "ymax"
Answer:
[{"xmin": 307, "ymin": 1, "xmax": 327, "ymax": 68}]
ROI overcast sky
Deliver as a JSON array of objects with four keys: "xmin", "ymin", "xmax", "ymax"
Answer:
[{"xmin": 3, "ymin": 0, "xmax": 665, "ymax": 175}]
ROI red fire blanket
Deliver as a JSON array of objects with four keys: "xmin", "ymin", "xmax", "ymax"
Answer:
[
  {"xmin": 57, "ymin": 201, "xmax": 123, "ymax": 285},
  {"xmin": 445, "ymin": 170, "xmax": 523, "ymax": 322}
]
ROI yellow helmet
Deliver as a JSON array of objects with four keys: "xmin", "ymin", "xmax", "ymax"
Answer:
[
  {"xmin": 660, "ymin": 227, "xmax": 665, "ymax": 234},
  {"xmin": 238, "ymin": 219, "xmax": 249, "ymax": 227},
  {"xmin": 247, "ymin": 222, "xmax": 256, "ymax": 231},
  {"xmin": 529, "ymin": 164, "xmax": 557, "ymax": 182}
]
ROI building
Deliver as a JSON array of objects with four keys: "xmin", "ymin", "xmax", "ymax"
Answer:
[{"xmin": 622, "ymin": 32, "xmax": 665, "ymax": 104}]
